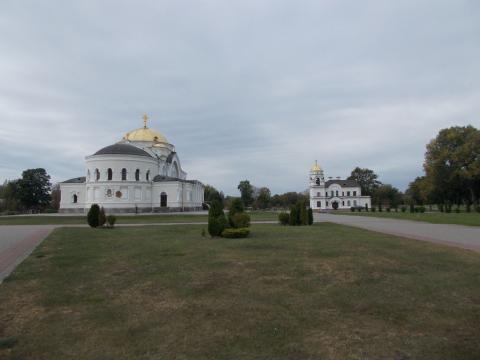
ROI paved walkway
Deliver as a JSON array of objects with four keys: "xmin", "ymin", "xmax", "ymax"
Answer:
[
  {"xmin": 315, "ymin": 213, "xmax": 480, "ymax": 252},
  {"xmin": 2, "ymin": 216, "xmax": 479, "ymax": 282}
]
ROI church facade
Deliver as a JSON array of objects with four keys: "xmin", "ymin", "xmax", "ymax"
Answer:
[
  {"xmin": 309, "ymin": 161, "xmax": 371, "ymax": 211},
  {"xmin": 59, "ymin": 115, "xmax": 204, "ymax": 213}
]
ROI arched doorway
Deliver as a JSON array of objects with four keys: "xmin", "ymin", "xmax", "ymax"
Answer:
[
  {"xmin": 332, "ymin": 201, "xmax": 339, "ymax": 210},
  {"xmin": 160, "ymin": 192, "xmax": 167, "ymax": 207}
]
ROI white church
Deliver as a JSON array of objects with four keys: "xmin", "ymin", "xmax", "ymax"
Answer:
[
  {"xmin": 309, "ymin": 161, "xmax": 371, "ymax": 211},
  {"xmin": 59, "ymin": 115, "xmax": 204, "ymax": 213}
]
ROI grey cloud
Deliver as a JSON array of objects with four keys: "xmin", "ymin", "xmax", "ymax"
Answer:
[{"xmin": 1, "ymin": 0, "xmax": 479, "ymax": 195}]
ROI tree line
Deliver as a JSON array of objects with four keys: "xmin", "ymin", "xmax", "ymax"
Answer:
[
  {"xmin": 0, "ymin": 168, "xmax": 56, "ymax": 214},
  {"xmin": 406, "ymin": 125, "xmax": 480, "ymax": 212}
]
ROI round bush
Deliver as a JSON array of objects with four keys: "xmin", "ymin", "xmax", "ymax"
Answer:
[{"xmin": 231, "ymin": 212, "xmax": 251, "ymax": 228}]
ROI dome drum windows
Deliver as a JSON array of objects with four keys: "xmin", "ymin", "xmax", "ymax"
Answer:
[
  {"xmin": 121, "ymin": 168, "xmax": 127, "ymax": 181},
  {"xmin": 107, "ymin": 168, "xmax": 113, "ymax": 181},
  {"xmin": 146, "ymin": 170, "xmax": 150, "ymax": 181},
  {"xmin": 95, "ymin": 169, "xmax": 100, "ymax": 181},
  {"xmin": 135, "ymin": 169, "xmax": 140, "ymax": 181}
]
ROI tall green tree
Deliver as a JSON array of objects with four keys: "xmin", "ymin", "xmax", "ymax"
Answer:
[
  {"xmin": 255, "ymin": 187, "xmax": 271, "ymax": 209},
  {"xmin": 0, "ymin": 180, "xmax": 20, "ymax": 212},
  {"xmin": 373, "ymin": 184, "xmax": 402, "ymax": 209},
  {"xmin": 424, "ymin": 126, "xmax": 480, "ymax": 205},
  {"xmin": 17, "ymin": 168, "xmax": 51, "ymax": 212},
  {"xmin": 237, "ymin": 180, "xmax": 254, "ymax": 207},
  {"xmin": 406, "ymin": 177, "xmax": 430, "ymax": 205},
  {"xmin": 347, "ymin": 167, "xmax": 382, "ymax": 196}
]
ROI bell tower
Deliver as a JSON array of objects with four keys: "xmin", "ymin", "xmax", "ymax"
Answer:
[{"xmin": 309, "ymin": 160, "xmax": 324, "ymax": 187}]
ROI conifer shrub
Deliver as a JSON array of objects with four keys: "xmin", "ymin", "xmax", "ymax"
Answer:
[
  {"xmin": 208, "ymin": 200, "xmax": 228, "ymax": 237},
  {"xmin": 278, "ymin": 212, "xmax": 290, "ymax": 225},
  {"xmin": 106, "ymin": 215, "xmax": 117, "ymax": 228},
  {"xmin": 99, "ymin": 207, "xmax": 107, "ymax": 227},
  {"xmin": 221, "ymin": 228, "xmax": 250, "ymax": 238},
  {"xmin": 300, "ymin": 203, "xmax": 309, "ymax": 225},
  {"xmin": 87, "ymin": 204, "xmax": 100, "ymax": 228},
  {"xmin": 308, "ymin": 208, "xmax": 313, "ymax": 225},
  {"xmin": 289, "ymin": 206, "xmax": 298, "ymax": 226},
  {"xmin": 231, "ymin": 212, "xmax": 251, "ymax": 228},
  {"xmin": 365, "ymin": 204, "xmax": 369, "ymax": 212}
]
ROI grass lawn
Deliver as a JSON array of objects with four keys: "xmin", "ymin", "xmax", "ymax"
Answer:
[
  {"xmin": 1, "ymin": 224, "xmax": 480, "ymax": 359},
  {"xmin": 0, "ymin": 211, "xmax": 278, "ymax": 225},
  {"xmin": 336, "ymin": 210, "xmax": 480, "ymax": 227}
]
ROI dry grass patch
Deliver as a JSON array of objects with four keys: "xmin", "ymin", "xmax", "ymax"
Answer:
[{"xmin": 0, "ymin": 224, "xmax": 479, "ymax": 359}]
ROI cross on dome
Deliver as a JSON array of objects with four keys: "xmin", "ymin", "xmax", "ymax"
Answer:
[{"xmin": 143, "ymin": 113, "xmax": 149, "ymax": 129}]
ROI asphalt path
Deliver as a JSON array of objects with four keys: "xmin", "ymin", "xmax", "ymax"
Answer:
[{"xmin": 315, "ymin": 213, "xmax": 480, "ymax": 252}]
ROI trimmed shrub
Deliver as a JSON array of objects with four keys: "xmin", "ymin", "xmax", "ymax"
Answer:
[
  {"xmin": 419, "ymin": 206, "xmax": 426, "ymax": 213},
  {"xmin": 231, "ymin": 212, "xmax": 251, "ymax": 228},
  {"xmin": 386, "ymin": 207, "xmax": 391, "ymax": 212},
  {"xmin": 308, "ymin": 208, "xmax": 313, "ymax": 225},
  {"xmin": 278, "ymin": 212, "xmax": 290, "ymax": 225},
  {"xmin": 350, "ymin": 207, "xmax": 355, "ymax": 212},
  {"xmin": 371, "ymin": 207, "xmax": 376, "ymax": 212},
  {"xmin": 365, "ymin": 204, "xmax": 369, "ymax": 212},
  {"xmin": 228, "ymin": 198, "xmax": 245, "ymax": 226},
  {"xmin": 106, "ymin": 215, "xmax": 117, "ymax": 228},
  {"xmin": 221, "ymin": 227, "xmax": 250, "ymax": 238},
  {"xmin": 87, "ymin": 204, "xmax": 100, "ymax": 228},
  {"xmin": 401, "ymin": 206, "xmax": 407, "ymax": 212},
  {"xmin": 208, "ymin": 200, "xmax": 227, "ymax": 237},
  {"xmin": 99, "ymin": 207, "xmax": 106, "ymax": 227}
]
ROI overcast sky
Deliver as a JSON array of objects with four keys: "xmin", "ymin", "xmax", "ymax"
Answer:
[{"xmin": 1, "ymin": 1, "xmax": 479, "ymax": 195}]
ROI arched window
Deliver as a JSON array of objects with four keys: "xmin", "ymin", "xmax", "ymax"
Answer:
[
  {"xmin": 135, "ymin": 169, "xmax": 140, "ymax": 181},
  {"xmin": 347, "ymin": 200, "xmax": 351, "ymax": 206},
  {"xmin": 95, "ymin": 169, "xmax": 100, "ymax": 181},
  {"xmin": 73, "ymin": 194, "xmax": 78, "ymax": 203},
  {"xmin": 107, "ymin": 168, "xmax": 113, "ymax": 181},
  {"xmin": 121, "ymin": 168, "xmax": 127, "ymax": 181},
  {"xmin": 160, "ymin": 192, "xmax": 167, "ymax": 207},
  {"xmin": 315, "ymin": 178, "xmax": 320, "ymax": 185},
  {"xmin": 146, "ymin": 170, "xmax": 150, "ymax": 181}
]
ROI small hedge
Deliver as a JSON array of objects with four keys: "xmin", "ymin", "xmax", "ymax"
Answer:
[
  {"xmin": 106, "ymin": 215, "xmax": 117, "ymax": 228},
  {"xmin": 278, "ymin": 212, "xmax": 290, "ymax": 225},
  {"xmin": 221, "ymin": 228, "xmax": 250, "ymax": 238}
]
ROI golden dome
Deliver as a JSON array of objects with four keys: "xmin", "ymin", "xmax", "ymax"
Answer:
[
  {"xmin": 311, "ymin": 160, "xmax": 322, "ymax": 172},
  {"xmin": 123, "ymin": 114, "xmax": 169, "ymax": 143}
]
